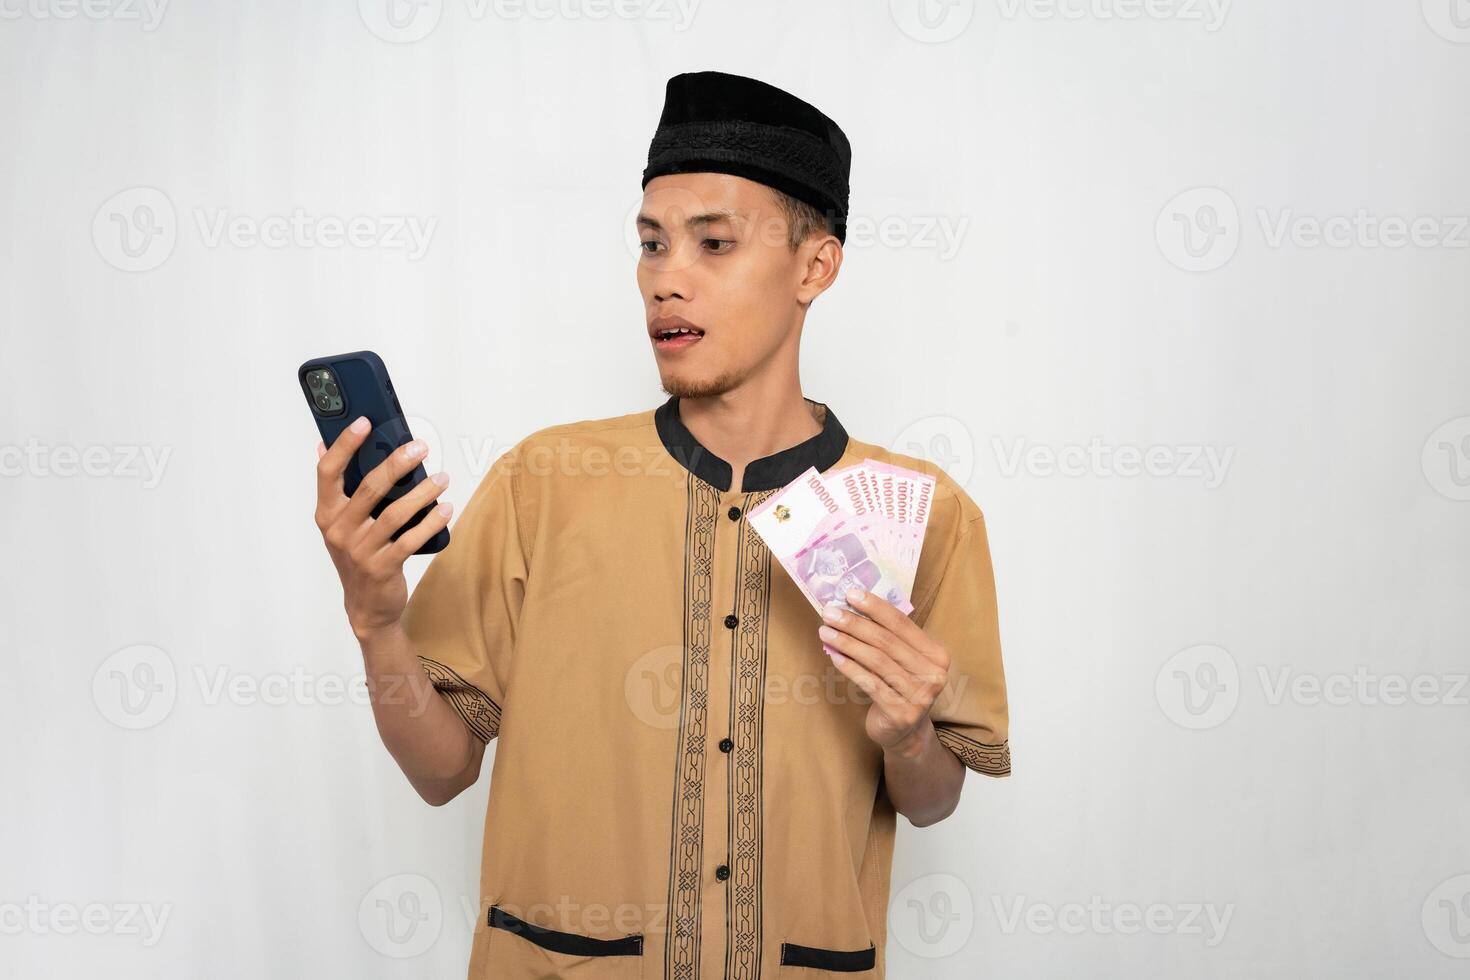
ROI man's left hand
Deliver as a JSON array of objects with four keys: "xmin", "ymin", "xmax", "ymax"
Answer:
[{"xmin": 816, "ymin": 589, "xmax": 952, "ymax": 755}]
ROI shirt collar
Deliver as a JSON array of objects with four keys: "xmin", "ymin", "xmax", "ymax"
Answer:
[{"xmin": 654, "ymin": 394, "xmax": 849, "ymax": 493}]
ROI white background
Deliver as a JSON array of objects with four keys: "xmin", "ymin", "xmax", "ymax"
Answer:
[{"xmin": 3, "ymin": 1, "xmax": 1469, "ymax": 977}]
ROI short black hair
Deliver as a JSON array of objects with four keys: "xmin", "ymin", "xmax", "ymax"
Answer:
[{"xmin": 770, "ymin": 187, "xmax": 837, "ymax": 251}]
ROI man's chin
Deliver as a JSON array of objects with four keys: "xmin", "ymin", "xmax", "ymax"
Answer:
[{"xmin": 660, "ymin": 369, "xmax": 742, "ymax": 400}]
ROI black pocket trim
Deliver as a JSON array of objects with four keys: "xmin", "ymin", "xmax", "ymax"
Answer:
[
  {"xmin": 779, "ymin": 940, "xmax": 876, "ymax": 972},
  {"xmin": 488, "ymin": 905, "xmax": 643, "ymax": 957}
]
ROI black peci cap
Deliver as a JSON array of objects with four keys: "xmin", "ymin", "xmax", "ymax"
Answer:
[{"xmin": 642, "ymin": 70, "xmax": 852, "ymax": 243}]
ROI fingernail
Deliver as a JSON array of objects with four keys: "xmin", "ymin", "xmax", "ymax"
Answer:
[
  {"xmin": 350, "ymin": 416, "xmax": 370, "ymax": 433},
  {"xmin": 431, "ymin": 471, "xmax": 450, "ymax": 486},
  {"xmin": 436, "ymin": 501, "xmax": 453, "ymax": 517},
  {"xmin": 405, "ymin": 440, "xmax": 426, "ymax": 459},
  {"xmin": 817, "ymin": 624, "xmax": 837, "ymax": 642},
  {"xmin": 821, "ymin": 604, "xmax": 844, "ymax": 623},
  {"xmin": 826, "ymin": 647, "xmax": 846, "ymax": 665},
  {"xmin": 845, "ymin": 589, "xmax": 865, "ymax": 605}
]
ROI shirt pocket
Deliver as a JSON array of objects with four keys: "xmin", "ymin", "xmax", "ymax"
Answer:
[
  {"xmin": 485, "ymin": 904, "xmax": 645, "ymax": 978},
  {"xmin": 778, "ymin": 938, "xmax": 878, "ymax": 974}
]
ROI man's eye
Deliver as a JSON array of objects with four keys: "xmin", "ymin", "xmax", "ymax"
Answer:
[
  {"xmin": 703, "ymin": 239, "xmax": 734, "ymax": 253},
  {"xmin": 639, "ymin": 240, "xmax": 663, "ymax": 254}
]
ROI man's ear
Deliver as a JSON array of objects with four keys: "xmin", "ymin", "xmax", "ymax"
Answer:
[{"xmin": 795, "ymin": 236, "xmax": 843, "ymax": 305}]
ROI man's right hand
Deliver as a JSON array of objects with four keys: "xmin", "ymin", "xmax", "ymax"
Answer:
[{"xmin": 314, "ymin": 416, "xmax": 454, "ymax": 641}]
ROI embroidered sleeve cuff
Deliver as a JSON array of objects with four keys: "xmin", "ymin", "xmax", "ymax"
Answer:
[
  {"xmin": 934, "ymin": 725, "xmax": 1011, "ymax": 777},
  {"xmin": 420, "ymin": 656, "xmax": 502, "ymax": 744}
]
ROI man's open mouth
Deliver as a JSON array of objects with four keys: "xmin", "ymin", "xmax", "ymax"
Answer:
[{"xmin": 652, "ymin": 319, "xmax": 705, "ymax": 350}]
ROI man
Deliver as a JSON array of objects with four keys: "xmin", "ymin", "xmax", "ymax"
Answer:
[{"xmin": 313, "ymin": 70, "xmax": 1010, "ymax": 979}]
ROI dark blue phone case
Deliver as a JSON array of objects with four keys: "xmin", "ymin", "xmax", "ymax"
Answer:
[{"xmin": 298, "ymin": 350, "xmax": 450, "ymax": 555}]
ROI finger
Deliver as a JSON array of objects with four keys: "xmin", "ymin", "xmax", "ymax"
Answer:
[
  {"xmin": 843, "ymin": 589, "xmax": 941, "ymax": 658},
  {"xmin": 819, "ymin": 624, "xmax": 919, "ymax": 704},
  {"xmin": 386, "ymin": 500, "xmax": 454, "ymax": 562},
  {"xmin": 315, "ymin": 416, "xmax": 373, "ymax": 510},
  {"xmin": 821, "ymin": 602, "xmax": 933, "ymax": 680},
  {"xmin": 316, "ymin": 441, "xmax": 326, "ymax": 460},
  {"xmin": 357, "ymin": 470, "xmax": 451, "ymax": 554},
  {"xmin": 339, "ymin": 438, "xmax": 430, "ymax": 532},
  {"xmin": 824, "ymin": 641, "xmax": 909, "ymax": 714}
]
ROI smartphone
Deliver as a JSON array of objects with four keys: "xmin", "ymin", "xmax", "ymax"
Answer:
[{"xmin": 298, "ymin": 349, "xmax": 450, "ymax": 555}]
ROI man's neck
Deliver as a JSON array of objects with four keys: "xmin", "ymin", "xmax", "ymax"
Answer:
[{"xmin": 676, "ymin": 380, "xmax": 822, "ymax": 493}]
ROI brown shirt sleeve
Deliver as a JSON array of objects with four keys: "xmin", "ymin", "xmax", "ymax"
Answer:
[
  {"xmin": 912, "ymin": 508, "xmax": 1012, "ymax": 777},
  {"xmin": 400, "ymin": 446, "xmax": 531, "ymax": 743}
]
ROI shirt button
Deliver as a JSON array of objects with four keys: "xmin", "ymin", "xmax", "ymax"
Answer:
[
  {"xmin": 719, "ymin": 737, "xmax": 733, "ymax": 753},
  {"xmin": 727, "ymin": 506, "xmax": 741, "ymax": 521},
  {"xmin": 723, "ymin": 613, "xmax": 738, "ymax": 629},
  {"xmin": 715, "ymin": 864, "xmax": 730, "ymax": 881}
]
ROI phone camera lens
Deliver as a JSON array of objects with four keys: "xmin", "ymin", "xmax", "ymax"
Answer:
[
  {"xmin": 324, "ymin": 381, "xmax": 339, "ymax": 397},
  {"xmin": 315, "ymin": 393, "xmax": 328, "ymax": 408},
  {"xmin": 308, "ymin": 374, "xmax": 322, "ymax": 389}
]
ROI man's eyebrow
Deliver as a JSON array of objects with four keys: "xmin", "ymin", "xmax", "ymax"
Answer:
[{"xmin": 636, "ymin": 208, "xmax": 741, "ymax": 231}]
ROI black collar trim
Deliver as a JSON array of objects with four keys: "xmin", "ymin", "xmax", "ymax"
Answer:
[{"xmin": 654, "ymin": 395, "xmax": 849, "ymax": 493}]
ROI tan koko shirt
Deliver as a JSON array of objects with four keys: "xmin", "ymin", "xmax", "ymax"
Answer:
[{"xmin": 401, "ymin": 395, "xmax": 1011, "ymax": 980}]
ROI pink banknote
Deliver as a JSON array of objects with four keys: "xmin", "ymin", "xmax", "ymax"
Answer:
[{"xmin": 748, "ymin": 459, "xmax": 938, "ymax": 617}]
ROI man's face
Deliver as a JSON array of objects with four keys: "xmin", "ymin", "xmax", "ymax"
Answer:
[{"xmin": 636, "ymin": 172, "xmax": 828, "ymax": 399}]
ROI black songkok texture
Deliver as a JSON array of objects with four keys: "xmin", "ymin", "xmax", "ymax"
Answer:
[{"xmin": 641, "ymin": 70, "xmax": 852, "ymax": 244}]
